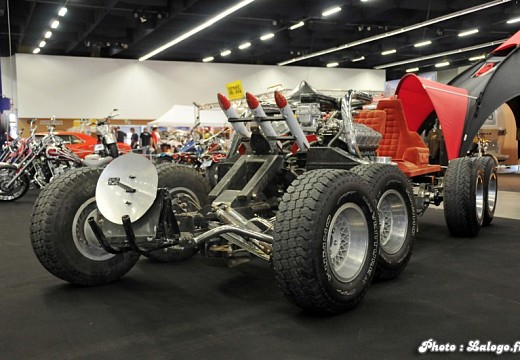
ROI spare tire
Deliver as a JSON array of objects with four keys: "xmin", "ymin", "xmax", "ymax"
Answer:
[{"xmin": 477, "ymin": 156, "xmax": 498, "ymax": 226}]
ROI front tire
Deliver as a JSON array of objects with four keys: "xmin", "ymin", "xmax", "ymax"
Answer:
[
  {"xmin": 272, "ymin": 169, "xmax": 379, "ymax": 314},
  {"xmin": 0, "ymin": 165, "xmax": 30, "ymax": 201},
  {"xmin": 30, "ymin": 167, "xmax": 140, "ymax": 285},
  {"xmin": 444, "ymin": 157, "xmax": 485, "ymax": 237},
  {"xmin": 143, "ymin": 164, "xmax": 211, "ymax": 263},
  {"xmin": 351, "ymin": 164, "xmax": 416, "ymax": 281},
  {"xmin": 107, "ymin": 143, "xmax": 119, "ymax": 158}
]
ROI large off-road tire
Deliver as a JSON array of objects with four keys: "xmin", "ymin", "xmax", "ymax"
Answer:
[
  {"xmin": 351, "ymin": 164, "xmax": 416, "ymax": 281},
  {"xmin": 107, "ymin": 143, "xmax": 119, "ymax": 158},
  {"xmin": 0, "ymin": 164, "xmax": 30, "ymax": 201},
  {"xmin": 143, "ymin": 164, "xmax": 211, "ymax": 263},
  {"xmin": 477, "ymin": 156, "xmax": 498, "ymax": 226},
  {"xmin": 30, "ymin": 167, "xmax": 140, "ymax": 285},
  {"xmin": 444, "ymin": 157, "xmax": 485, "ymax": 237},
  {"xmin": 272, "ymin": 169, "xmax": 379, "ymax": 315},
  {"xmin": 205, "ymin": 162, "xmax": 219, "ymax": 189}
]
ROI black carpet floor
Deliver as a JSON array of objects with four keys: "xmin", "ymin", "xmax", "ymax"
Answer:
[{"xmin": 1, "ymin": 187, "xmax": 520, "ymax": 359}]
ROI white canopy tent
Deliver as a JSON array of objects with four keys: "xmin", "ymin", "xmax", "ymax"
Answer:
[{"xmin": 149, "ymin": 104, "xmax": 230, "ymax": 128}]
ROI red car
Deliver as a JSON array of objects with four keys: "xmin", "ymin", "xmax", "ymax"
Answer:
[{"xmin": 36, "ymin": 131, "xmax": 131, "ymax": 159}]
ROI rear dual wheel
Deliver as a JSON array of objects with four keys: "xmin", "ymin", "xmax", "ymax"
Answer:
[
  {"xmin": 351, "ymin": 164, "xmax": 416, "ymax": 281},
  {"xmin": 272, "ymin": 169, "xmax": 379, "ymax": 314},
  {"xmin": 444, "ymin": 157, "xmax": 485, "ymax": 237}
]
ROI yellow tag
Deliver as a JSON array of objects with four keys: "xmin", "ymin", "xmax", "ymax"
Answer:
[{"xmin": 226, "ymin": 80, "xmax": 244, "ymax": 100}]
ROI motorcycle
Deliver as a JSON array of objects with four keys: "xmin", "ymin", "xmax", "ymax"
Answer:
[
  {"xmin": 94, "ymin": 109, "xmax": 120, "ymax": 158},
  {"xmin": 0, "ymin": 118, "xmax": 111, "ymax": 201}
]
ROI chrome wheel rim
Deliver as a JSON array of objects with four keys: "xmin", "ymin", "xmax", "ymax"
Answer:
[
  {"xmin": 327, "ymin": 203, "xmax": 369, "ymax": 282},
  {"xmin": 487, "ymin": 172, "xmax": 497, "ymax": 213},
  {"xmin": 0, "ymin": 168, "xmax": 28, "ymax": 200},
  {"xmin": 378, "ymin": 190, "xmax": 408, "ymax": 254},
  {"xmin": 72, "ymin": 197, "xmax": 114, "ymax": 261},
  {"xmin": 169, "ymin": 187, "xmax": 201, "ymax": 213},
  {"xmin": 475, "ymin": 174, "xmax": 484, "ymax": 221}
]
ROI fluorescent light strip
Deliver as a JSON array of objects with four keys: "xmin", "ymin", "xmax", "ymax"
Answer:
[
  {"xmin": 352, "ymin": 56, "xmax": 365, "ymax": 62},
  {"xmin": 507, "ymin": 16, "xmax": 520, "ymax": 23},
  {"xmin": 58, "ymin": 7, "xmax": 67, "ymax": 16},
  {"xmin": 322, "ymin": 6, "xmax": 341, "ymax": 17},
  {"xmin": 220, "ymin": 50, "xmax": 231, "ymax": 56},
  {"xmin": 458, "ymin": 28, "xmax": 479, "ymax": 37},
  {"xmin": 139, "ymin": 0, "xmax": 255, "ymax": 61},
  {"xmin": 51, "ymin": 20, "xmax": 59, "ymax": 29},
  {"xmin": 39, "ymin": 41, "xmax": 46, "ymax": 47},
  {"xmin": 435, "ymin": 61, "xmax": 450, "ymax": 67},
  {"xmin": 33, "ymin": 48, "xmax": 41, "ymax": 54},
  {"xmin": 414, "ymin": 40, "xmax": 432, "ymax": 47},
  {"xmin": 406, "ymin": 67, "xmax": 419, "ymax": 73},
  {"xmin": 239, "ymin": 42, "xmax": 251, "ymax": 49},
  {"xmin": 469, "ymin": 54, "xmax": 486, "ymax": 61},
  {"xmin": 374, "ymin": 39, "xmax": 506, "ymax": 69},
  {"xmin": 260, "ymin": 33, "xmax": 274, "ymax": 41},
  {"xmin": 326, "ymin": 62, "xmax": 339, "ymax": 67},
  {"xmin": 381, "ymin": 49, "xmax": 396, "ymax": 55},
  {"xmin": 44, "ymin": 31, "xmax": 52, "ymax": 38},
  {"xmin": 278, "ymin": 0, "xmax": 510, "ymax": 66},
  {"xmin": 202, "ymin": 56, "xmax": 214, "ymax": 62},
  {"xmin": 289, "ymin": 21, "xmax": 304, "ymax": 30}
]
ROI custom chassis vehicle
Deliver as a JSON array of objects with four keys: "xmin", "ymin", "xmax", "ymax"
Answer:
[{"xmin": 30, "ymin": 32, "xmax": 520, "ymax": 314}]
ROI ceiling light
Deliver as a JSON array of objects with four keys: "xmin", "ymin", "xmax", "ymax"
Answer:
[
  {"xmin": 435, "ymin": 61, "xmax": 450, "ymax": 68},
  {"xmin": 322, "ymin": 6, "xmax": 341, "ymax": 17},
  {"xmin": 326, "ymin": 62, "xmax": 339, "ymax": 67},
  {"xmin": 414, "ymin": 40, "xmax": 432, "ymax": 47},
  {"xmin": 406, "ymin": 67, "xmax": 419, "ymax": 73},
  {"xmin": 33, "ymin": 48, "xmax": 41, "ymax": 54},
  {"xmin": 260, "ymin": 33, "xmax": 274, "ymax": 41},
  {"xmin": 51, "ymin": 20, "xmax": 59, "ymax": 29},
  {"xmin": 58, "ymin": 7, "xmax": 67, "ymax": 16},
  {"xmin": 352, "ymin": 56, "xmax": 365, "ymax": 62},
  {"xmin": 39, "ymin": 41, "xmax": 46, "ymax": 48},
  {"xmin": 44, "ymin": 31, "xmax": 52, "ymax": 38},
  {"xmin": 239, "ymin": 42, "xmax": 251, "ymax": 49},
  {"xmin": 381, "ymin": 49, "xmax": 396, "ymax": 55},
  {"xmin": 278, "ymin": 0, "xmax": 510, "ymax": 66},
  {"xmin": 202, "ymin": 56, "xmax": 214, "ymax": 62},
  {"xmin": 458, "ymin": 28, "xmax": 479, "ymax": 37},
  {"xmin": 220, "ymin": 50, "xmax": 232, "ymax": 56},
  {"xmin": 469, "ymin": 55, "xmax": 486, "ymax": 61},
  {"xmin": 361, "ymin": 0, "xmax": 370, "ymax": 2},
  {"xmin": 374, "ymin": 39, "xmax": 505, "ymax": 69},
  {"xmin": 289, "ymin": 21, "xmax": 304, "ymax": 30},
  {"xmin": 506, "ymin": 16, "xmax": 520, "ymax": 24},
  {"xmin": 139, "ymin": 0, "xmax": 256, "ymax": 61}
]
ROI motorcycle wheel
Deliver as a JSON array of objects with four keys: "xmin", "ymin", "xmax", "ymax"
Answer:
[
  {"xmin": 107, "ymin": 143, "xmax": 119, "ymax": 158},
  {"xmin": 30, "ymin": 167, "xmax": 140, "ymax": 285},
  {"xmin": 0, "ymin": 164, "xmax": 30, "ymax": 201},
  {"xmin": 143, "ymin": 163, "xmax": 211, "ymax": 263}
]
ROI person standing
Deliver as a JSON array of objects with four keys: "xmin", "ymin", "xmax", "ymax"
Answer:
[
  {"xmin": 151, "ymin": 126, "xmax": 161, "ymax": 152},
  {"xmin": 115, "ymin": 126, "xmax": 126, "ymax": 143},
  {"xmin": 140, "ymin": 127, "xmax": 151, "ymax": 148},
  {"xmin": 130, "ymin": 127, "xmax": 139, "ymax": 149}
]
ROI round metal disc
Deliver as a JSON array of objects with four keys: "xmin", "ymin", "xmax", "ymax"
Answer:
[{"xmin": 96, "ymin": 152, "xmax": 158, "ymax": 224}]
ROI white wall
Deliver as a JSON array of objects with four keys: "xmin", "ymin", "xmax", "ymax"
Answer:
[
  {"xmin": 1, "ymin": 56, "xmax": 17, "ymax": 101},
  {"xmin": 14, "ymin": 54, "xmax": 385, "ymax": 119}
]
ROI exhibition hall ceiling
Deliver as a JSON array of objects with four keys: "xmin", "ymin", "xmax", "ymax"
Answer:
[{"xmin": 0, "ymin": 0, "xmax": 519, "ymax": 78}]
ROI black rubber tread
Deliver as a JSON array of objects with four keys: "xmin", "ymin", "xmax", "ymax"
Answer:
[
  {"xmin": 443, "ymin": 157, "xmax": 484, "ymax": 237},
  {"xmin": 0, "ymin": 164, "xmax": 30, "ymax": 201},
  {"xmin": 272, "ymin": 169, "xmax": 379, "ymax": 315},
  {"xmin": 351, "ymin": 164, "xmax": 416, "ymax": 281},
  {"xmin": 30, "ymin": 167, "xmax": 140, "ymax": 285},
  {"xmin": 477, "ymin": 156, "xmax": 498, "ymax": 226},
  {"xmin": 204, "ymin": 162, "xmax": 219, "ymax": 189},
  {"xmin": 144, "ymin": 163, "xmax": 211, "ymax": 263},
  {"xmin": 107, "ymin": 143, "xmax": 119, "ymax": 158}
]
